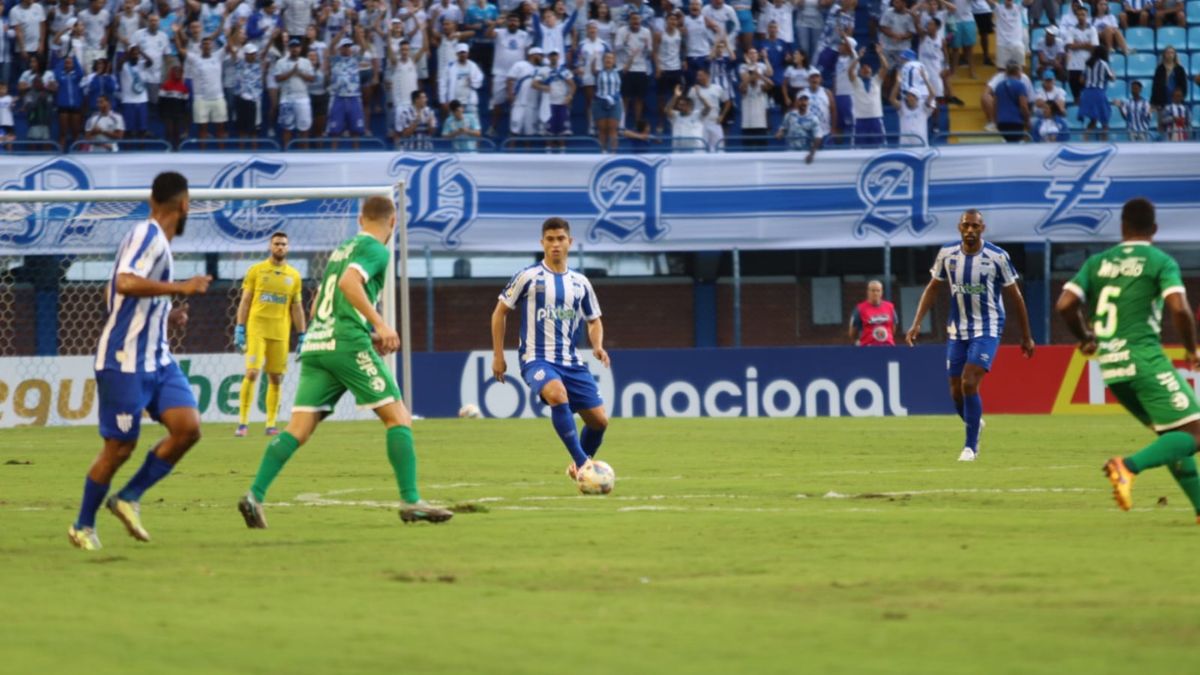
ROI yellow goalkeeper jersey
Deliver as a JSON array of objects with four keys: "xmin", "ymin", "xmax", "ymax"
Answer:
[{"xmin": 243, "ymin": 259, "xmax": 303, "ymax": 341}]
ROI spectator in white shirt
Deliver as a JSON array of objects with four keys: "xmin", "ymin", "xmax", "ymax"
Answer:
[
  {"xmin": 986, "ymin": 0, "xmax": 1029, "ymax": 70},
  {"xmin": 1033, "ymin": 27, "xmax": 1066, "ymax": 83},
  {"xmin": 273, "ymin": 36, "xmax": 315, "ymax": 145},
  {"xmin": 666, "ymin": 83, "xmax": 706, "ymax": 150},
  {"xmin": 616, "ymin": 11, "xmax": 652, "ymax": 129},
  {"xmin": 738, "ymin": 46, "xmax": 771, "ymax": 146},
  {"xmin": 183, "ymin": 35, "xmax": 228, "ymax": 139},
  {"xmin": 10, "ymin": 0, "xmax": 47, "ymax": 69},
  {"xmin": 689, "ymin": 67, "xmax": 730, "ymax": 149},
  {"xmin": 1091, "ymin": 1, "xmax": 1130, "ymax": 55},
  {"xmin": 440, "ymin": 42, "xmax": 484, "ymax": 114},
  {"xmin": 847, "ymin": 44, "xmax": 887, "ymax": 146},
  {"xmin": 83, "ymin": 94, "xmax": 125, "ymax": 151},
  {"xmin": 1063, "ymin": 5, "xmax": 1098, "ymax": 102},
  {"xmin": 134, "ymin": 14, "xmax": 170, "ymax": 103}
]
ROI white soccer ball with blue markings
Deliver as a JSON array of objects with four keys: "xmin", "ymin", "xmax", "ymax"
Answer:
[
  {"xmin": 577, "ymin": 460, "xmax": 616, "ymax": 495},
  {"xmin": 458, "ymin": 403, "xmax": 482, "ymax": 418}
]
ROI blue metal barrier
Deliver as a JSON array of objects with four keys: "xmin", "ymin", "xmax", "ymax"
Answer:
[
  {"xmin": 69, "ymin": 139, "xmax": 172, "ymax": 153},
  {"xmin": 286, "ymin": 136, "xmax": 387, "ymax": 151},
  {"xmin": 388, "ymin": 137, "xmax": 498, "ymax": 152},
  {"xmin": 3, "ymin": 139, "xmax": 63, "ymax": 154},
  {"xmin": 500, "ymin": 135, "xmax": 603, "ymax": 153},
  {"xmin": 179, "ymin": 137, "xmax": 282, "ymax": 152}
]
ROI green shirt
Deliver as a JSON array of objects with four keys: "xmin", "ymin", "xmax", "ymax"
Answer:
[
  {"xmin": 1064, "ymin": 241, "xmax": 1186, "ymax": 383},
  {"xmin": 301, "ymin": 233, "xmax": 390, "ymax": 355}
]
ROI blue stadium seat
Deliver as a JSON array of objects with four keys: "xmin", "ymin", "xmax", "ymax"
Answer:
[
  {"xmin": 1189, "ymin": 1, "xmax": 1200, "ymax": 25},
  {"xmin": 1109, "ymin": 113, "xmax": 1127, "ymax": 130},
  {"xmin": 1125, "ymin": 52, "xmax": 1157, "ymax": 77},
  {"xmin": 1109, "ymin": 53, "xmax": 1127, "ymax": 77},
  {"xmin": 1031, "ymin": 28, "xmax": 1046, "ymax": 49},
  {"xmin": 1106, "ymin": 79, "xmax": 1127, "ymax": 100},
  {"xmin": 1189, "ymin": 27, "xmax": 1200, "ymax": 50},
  {"xmin": 1066, "ymin": 105, "xmax": 1085, "ymax": 130},
  {"xmin": 1132, "ymin": 78, "xmax": 1154, "ymax": 99},
  {"xmin": 1194, "ymin": 105, "xmax": 1200, "ymax": 128},
  {"xmin": 1125, "ymin": 27, "xmax": 1155, "ymax": 52},
  {"xmin": 1158, "ymin": 26, "xmax": 1187, "ymax": 51}
]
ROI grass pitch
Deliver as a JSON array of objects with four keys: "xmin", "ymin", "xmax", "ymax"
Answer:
[{"xmin": 3, "ymin": 415, "xmax": 1200, "ymax": 674}]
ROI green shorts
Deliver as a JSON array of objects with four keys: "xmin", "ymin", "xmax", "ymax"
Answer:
[
  {"xmin": 1108, "ymin": 357, "xmax": 1200, "ymax": 432},
  {"xmin": 292, "ymin": 349, "xmax": 402, "ymax": 413}
]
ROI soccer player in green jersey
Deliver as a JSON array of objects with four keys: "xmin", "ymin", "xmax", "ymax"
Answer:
[
  {"xmin": 237, "ymin": 196, "xmax": 453, "ymax": 527},
  {"xmin": 1056, "ymin": 197, "xmax": 1200, "ymax": 521}
]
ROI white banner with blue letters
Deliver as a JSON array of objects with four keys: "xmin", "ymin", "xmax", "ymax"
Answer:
[{"xmin": 2, "ymin": 144, "xmax": 1198, "ymax": 255}]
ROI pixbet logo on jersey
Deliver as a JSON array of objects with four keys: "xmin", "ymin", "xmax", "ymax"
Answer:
[{"xmin": 536, "ymin": 307, "xmax": 577, "ymax": 322}]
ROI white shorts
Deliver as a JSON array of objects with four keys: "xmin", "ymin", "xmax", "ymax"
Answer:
[
  {"xmin": 509, "ymin": 104, "xmax": 540, "ymax": 135},
  {"xmin": 996, "ymin": 43, "xmax": 1026, "ymax": 70},
  {"xmin": 193, "ymin": 97, "xmax": 229, "ymax": 124},
  {"xmin": 702, "ymin": 120, "xmax": 724, "ymax": 150},
  {"xmin": 491, "ymin": 76, "xmax": 509, "ymax": 106},
  {"xmin": 279, "ymin": 97, "xmax": 312, "ymax": 131}
]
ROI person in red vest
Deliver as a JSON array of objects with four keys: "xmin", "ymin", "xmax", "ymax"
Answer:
[{"xmin": 848, "ymin": 280, "xmax": 899, "ymax": 346}]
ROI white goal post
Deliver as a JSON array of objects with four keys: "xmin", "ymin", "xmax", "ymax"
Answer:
[{"xmin": 0, "ymin": 183, "xmax": 416, "ymax": 412}]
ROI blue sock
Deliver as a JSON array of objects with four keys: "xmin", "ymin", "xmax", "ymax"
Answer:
[
  {"xmin": 117, "ymin": 451, "xmax": 175, "ymax": 502},
  {"xmin": 75, "ymin": 477, "xmax": 109, "ymax": 529},
  {"xmin": 954, "ymin": 398, "xmax": 965, "ymax": 420},
  {"xmin": 581, "ymin": 426, "xmax": 606, "ymax": 458},
  {"xmin": 964, "ymin": 393, "xmax": 983, "ymax": 451},
  {"xmin": 550, "ymin": 404, "xmax": 589, "ymax": 467}
]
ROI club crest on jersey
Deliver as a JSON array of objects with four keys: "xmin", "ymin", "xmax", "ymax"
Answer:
[
  {"xmin": 587, "ymin": 157, "xmax": 668, "ymax": 244},
  {"xmin": 211, "ymin": 158, "xmax": 289, "ymax": 241},
  {"xmin": 390, "ymin": 155, "xmax": 479, "ymax": 248},
  {"xmin": 854, "ymin": 150, "xmax": 937, "ymax": 239},
  {"xmin": 0, "ymin": 158, "xmax": 95, "ymax": 247},
  {"xmin": 1037, "ymin": 146, "xmax": 1115, "ymax": 235},
  {"xmin": 534, "ymin": 369, "xmax": 546, "ymax": 382}
]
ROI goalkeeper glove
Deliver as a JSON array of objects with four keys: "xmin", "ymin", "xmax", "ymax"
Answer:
[
  {"xmin": 234, "ymin": 325, "xmax": 247, "ymax": 353},
  {"xmin": 296, "ymin": 332, "xmax": 306, "ymax": 352}
]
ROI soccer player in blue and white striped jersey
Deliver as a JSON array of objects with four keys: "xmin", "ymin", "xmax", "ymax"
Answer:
[
  {"xmin": 491, "ymin": 217, "xmax": 611, "ymax": 483},
  {"xmin": 68, "ymin": 172, "xmax": 212, "ymax": 551},
  {"xmin": 906, "ymin": 210, "xmax": 1035, "ymax": 462}
]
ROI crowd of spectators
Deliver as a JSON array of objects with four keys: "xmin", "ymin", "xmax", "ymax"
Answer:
[{"xmin": 0, "ymin": 0, "xmax": 1194, "ymax": 152}]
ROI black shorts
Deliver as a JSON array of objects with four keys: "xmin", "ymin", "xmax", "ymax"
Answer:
[
  {"xmin": 974, "ymin": 12, "xmax": 994, "ymax": 35},
  {"xmin": 656, "ymin": 70, "xmax": 684, "ymax": 97},
  {"xmin": 622, "ymin": 72, "xmax": 649, "ymax": 100},
  {"xmin": 311, "ymin": 93, "xmax": 329, "ymax": 114},
  {"xmin": 235, "ymin": 98, "xmax": 258, "ymax": 134}
]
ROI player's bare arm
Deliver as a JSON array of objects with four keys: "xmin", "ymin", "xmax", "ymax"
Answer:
[
  {"xmin": 587, "ymin": 317, "xmax": 610, "ymax": 368},
  {"xmin": 338, "ymin": 268, "xmax": 399, "ymax": 354},
  {"xmin": 491, "ymin": 300, "xmax": 511, "ymax": 382},
  {"xmin": 236, "ymin": 286, "xmax": 254, "ymax": 325},
  {"xmin": 116, "ymin": 272, "xmax": 211, "ymax": 297},
  {"xmin": 1001, "ymin": 282, "xmax": 1036, "ymax": 358},
  {"xmin": 905, "ymin": 277, "xmax": 944, "ymax": 346},
  {"xmin": 290, "ymin": 295, "xmax": 307, "ymax": 334},
  {"xmin": 1164, "ymin": 291, "xmax": 1200, "ymax": 370},
  {"xmin": 1054, "ymin": 286, "xmax": 1097, "ymax": 356}
]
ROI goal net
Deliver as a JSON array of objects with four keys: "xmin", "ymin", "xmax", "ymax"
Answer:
[{"xmin": 0, "ymin": 185, "xmax": 412, "ymax": 429}]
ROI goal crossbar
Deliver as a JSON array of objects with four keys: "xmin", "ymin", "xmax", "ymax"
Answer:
[{"xmin": 0, "ymin": 183, "xmax": 415, "ymax": 414}]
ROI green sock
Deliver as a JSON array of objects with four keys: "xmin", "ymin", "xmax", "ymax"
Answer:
[
  {"xmin": 1124, "ymin": 431, "xmax": 1197, "ymax": 474},
  {"xmin": 386, "ymin": 425, "xmax": 420, "ymax": 504},
  {"xmin": 1167, "ymin": 456, "xmax": 1200, "ymax": 516},
  {"xmin": 251, "ymin": 431, "xmax": 301, "ymax": 502}
]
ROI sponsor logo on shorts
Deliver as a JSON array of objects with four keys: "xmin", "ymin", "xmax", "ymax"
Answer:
[
  {"xmin": 534, "ymin": 369, "xmax": 546, "ymax": 382},
  {"xmin": 980, "ymin": 353, "xmax": 990, "ymax": 362},
  {"xmin": 1171, "ymin": 392, "xmax": 1189, "ymax": 411},
  {"xmin": 371, "ymin": 377, "xmax": 386, "ymax": 393},
  {"xmin": 1101, "ymin": 364, "xmax": 1137, "ymax": 380},
  {"xmin": 116, "ymin": 413, "xmax": 133, "ymax": 433}
]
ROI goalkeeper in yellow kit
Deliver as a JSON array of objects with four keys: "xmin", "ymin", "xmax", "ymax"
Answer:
[{"xmin": 234, "ymin": 232, "xmax": 306, "ymax": 437}]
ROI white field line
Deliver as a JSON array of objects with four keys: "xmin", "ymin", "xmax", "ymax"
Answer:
[
  {"xmin": 816, "ymin": 487, "xmax": 1103, "ymax": 499},
  {"xmin": 810, "ymin": 465, "xmax": 1091, "ymax": 477}
]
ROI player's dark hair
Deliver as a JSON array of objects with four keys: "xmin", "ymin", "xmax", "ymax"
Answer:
[
  {"xmin": 362, "ymin": 195, "xmax": 395, "ymax": 222},
  {"xmin": 151, "ymin": 171, "xmax": 189, "ymax": 206},
  {"xmin": 270, "ymin": 231, "xmax": 288, "ymax": 240},
  {"xmin": 961, "ymin": 208, "xmax": 984, "ymax": 223},
  {"xmin": 1122, "ymin": 198, "xmax": 1156, "ymax": 235},
  {"xmin": 542, "ymin": 217, "xmax": 570, "ymax": 235}
]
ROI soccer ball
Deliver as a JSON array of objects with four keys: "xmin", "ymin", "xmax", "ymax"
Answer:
[
  {"xmin": 458, "ymin": 403, "xmax": 482, "ymax": 418},
  {"xmin": 576, "ymin": 460, "xmax": 616, "ymax": 495}
]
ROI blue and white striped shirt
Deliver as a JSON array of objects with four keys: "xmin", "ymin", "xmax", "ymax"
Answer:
[
  {"xmin": 1083, "ymin": 59, "xmax": 1114, "ymax": 89},
  {"xmin": 930, "ymin": 241, "xmax": 1020, "ymax": 339},
  {"xmin": 499, "ymin": 263, "xmax": 602, "ymax": 367},
  {"xmin": 1122, "ymin": 97, "xmax": 1152, "ymax": 132},
  {"xmin": 596, "ymin": 67, "xmax": 621, "ymax": 100},
  {"xmin": 95, "ymin": 220, "xmax": 175, "ymax": 373}
]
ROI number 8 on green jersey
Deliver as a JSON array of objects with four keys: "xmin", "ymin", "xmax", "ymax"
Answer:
[{"xmin": 1063, "ymin": 241, "xmax": 1200, "ymax": 431}]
